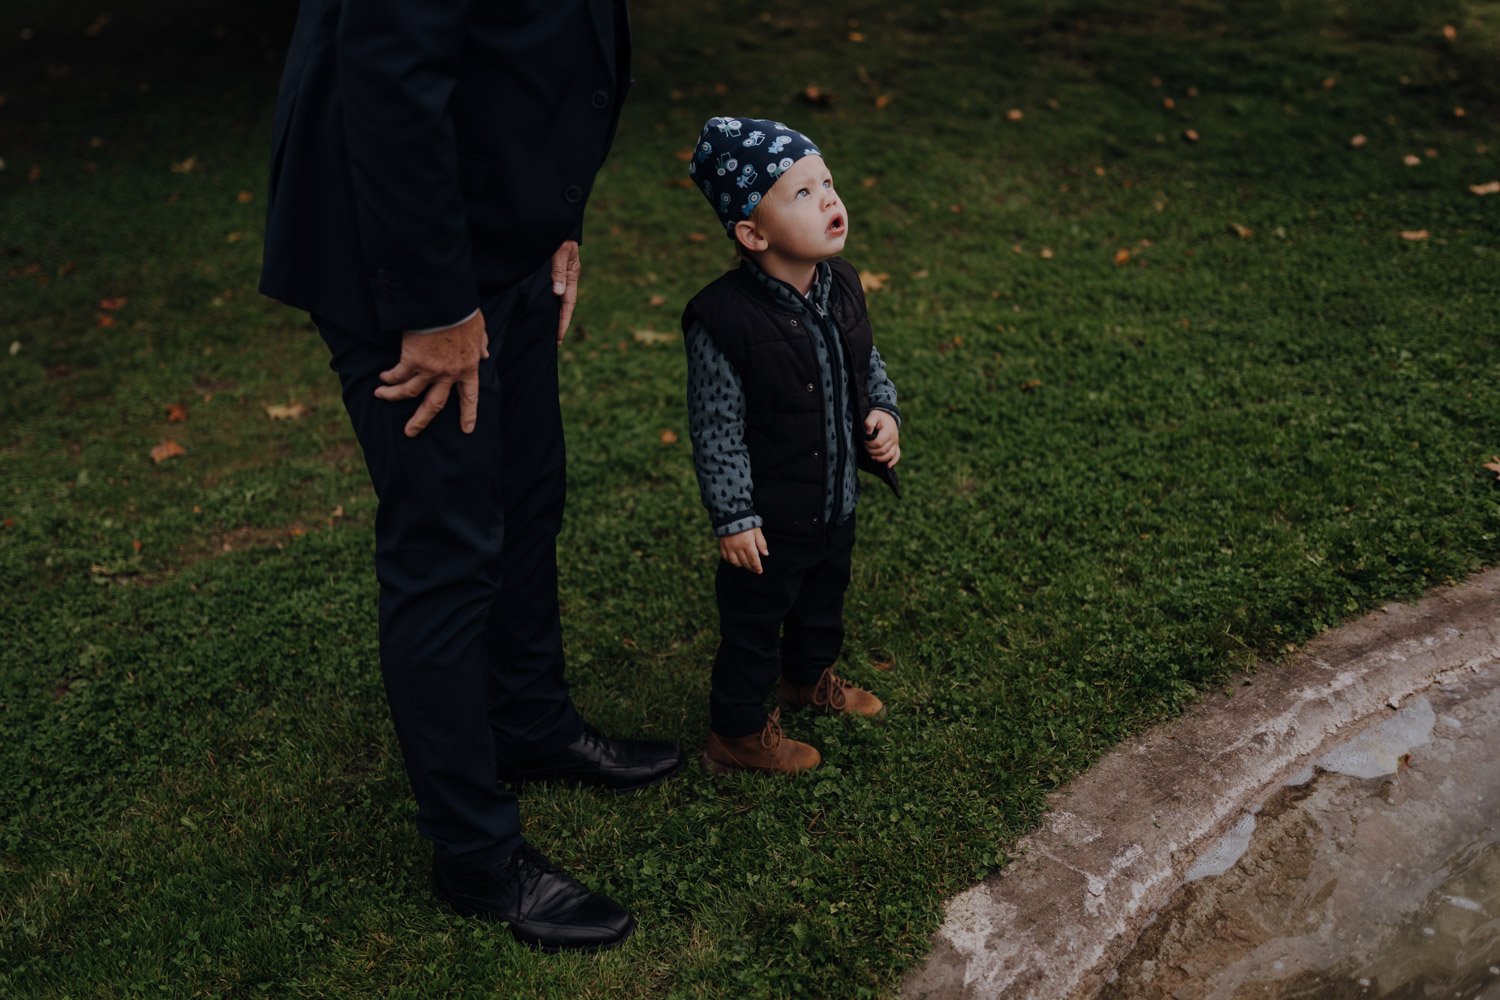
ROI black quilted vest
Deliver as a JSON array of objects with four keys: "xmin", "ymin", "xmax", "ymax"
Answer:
[{"xmin": 681, "ymin": 257, "xmax": 900, "ymax": 537}]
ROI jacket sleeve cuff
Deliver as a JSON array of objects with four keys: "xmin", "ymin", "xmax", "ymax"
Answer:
[
  {"xmin": 408, "ymin": 307, "xmax": 480, "ymax": 334},
  {"xmin": 712, "ymin": 511, "xmax": 762, "ymax": 537}
]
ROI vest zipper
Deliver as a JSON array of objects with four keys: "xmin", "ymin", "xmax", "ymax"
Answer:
[{"xmin": 812, "ymin": 301, "xmax": 847, "ymax": 529}]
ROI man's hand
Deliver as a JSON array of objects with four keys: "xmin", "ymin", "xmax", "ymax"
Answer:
[
  {"xmin": 551, "ymin": 240, "xmax": 581, "ymax": 345},
  {"xmin": 864, "ymin": 410, "xmax": 901, "ymax": 468},
  {"xmin": 375, "ymin": 310, "xmax": 490, "ymax": 437},
  {"xmin": 719, "ymin": 526, "xmax": 770, "ymax": 574}
]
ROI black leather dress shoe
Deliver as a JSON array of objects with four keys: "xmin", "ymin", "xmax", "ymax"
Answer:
[
  {"xmin": 495, "ymin": 723, "xmax": 687, "ymax": 793},
  {"xmin": 432, "ymin": 843, "xmax": 635, "ymax": 953}
]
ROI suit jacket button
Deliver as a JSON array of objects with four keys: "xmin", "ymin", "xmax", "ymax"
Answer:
[
  {"xmin": 564, "ymin": 184, "xmax": 583, "ymax": 203},
  {"xmin": 592, "ymin": 89, "xmax": 610, "ymax": 109}
]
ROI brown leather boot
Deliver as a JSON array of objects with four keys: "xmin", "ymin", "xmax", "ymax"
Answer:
[
  {"xmin": 702, "ymin": 709, "xmax": 821, "ymax": 775},
  {"xmin": 778, "ymin": 667, "xmax": 885, "ymax": 719}
]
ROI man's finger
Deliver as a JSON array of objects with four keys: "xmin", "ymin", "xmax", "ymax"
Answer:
[
  {"xmin": 457, "ymin": 370, "xmax": 480, "ymax": 434},
  {"xmin": 556, "ymin": 294, "xmax": 576, "ymax": 345},
  {"xmin": 403, "ymin": 378, "xmax": 453, "ymax": 437},
  {"xmin": 374, "ymin": 371, "xmax": 434, "ymax": 401},
  {"xmin": 379, "ymin": 360, "xmax": 415, "ymax": 385}
]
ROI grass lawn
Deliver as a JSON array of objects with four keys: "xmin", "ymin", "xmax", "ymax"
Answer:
[{"xmin": 3, "ymin": 0, "xmax": 1498, "ymax": 996}]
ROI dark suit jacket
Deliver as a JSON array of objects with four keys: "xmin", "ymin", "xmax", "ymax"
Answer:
[{"xmin": 259, "ymin": 0, "xmax": 630, "ymax": 342}]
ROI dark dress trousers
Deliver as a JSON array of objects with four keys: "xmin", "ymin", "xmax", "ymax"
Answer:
[{"xmin": 259, "ymin": 0, "xmax": 630, "ymax": 871}]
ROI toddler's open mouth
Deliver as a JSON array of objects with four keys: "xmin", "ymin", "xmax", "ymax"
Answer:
[{"xmin": 826, "ymin": 213, "xmax": 846, "ymax": 236}]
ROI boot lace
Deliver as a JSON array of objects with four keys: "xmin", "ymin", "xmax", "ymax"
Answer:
[
  {"xmin": 761, "ymin": 709, "xmax": 787, "ymax": 753},
  {"xmin": 811, "ymin": 669, "xmax": 849, "ymax": 711}
]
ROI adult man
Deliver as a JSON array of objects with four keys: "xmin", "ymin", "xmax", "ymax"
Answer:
[{"xmin": 259, "ymin": 0, "xmax": 683, "ymax": 953}]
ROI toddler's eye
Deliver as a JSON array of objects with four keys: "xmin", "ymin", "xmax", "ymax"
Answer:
[{"xmin": 796, "ymin": 188, "xmax": 810, "ymax": 198}]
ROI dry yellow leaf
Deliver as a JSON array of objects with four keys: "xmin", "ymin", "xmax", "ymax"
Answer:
[
  {"xmin": 1402, "ymin": 154, "xmax": 1421, "ymax": 166},
  {"xmin": 632, "ymin": 328, "xmax": 678, "ymax": 345},
  {"xmin": 859, "ymin": 270, "xmax": 889, "ymax": 292},
  {"xmin": 1006, "ymin": 109, "xmax": 1023, "ymax": 121},
  {"xmin": 1113, "ymin": 248, "xmax": 1131, "ymax": 264},
  {"xmin": 874, "ymin": 95, "xmax": 891, "ymax": 109},
  {"xmin": 648, "ymin": 294, "xmax": 666, "ymax": 307},
  {"xmin": 1184, "ymin": 129, "xmax": 1200, "ymax": 142},
  {"xmin": 848, "ymin": 31, "xmax": 866, "ymax": 42},
  {"xmin": 1039, "ymin": 247, "xmax": 1054, "ymax": 259},
  {"xmin": 861, "ymin": 176, "xmax": 878, "ymax": 187},
  {"xmin": 170, "ymin": 156, "xmax": 197, "ymax": 173},
  {"xmin": 1228, "ymin": 222, "xmax": 1252, "ymax": 238},
  {"xmin": 1399, "ymin": 230, "xmax": 1429, "ymax": 241},
  {"xmin": 237, "ymin": 190, "xmax": 253, "ymax": 203},
  {"xmin": 660, "ymin": 429, "xmax": 679, "ymax": 444},
  {"xmin": 265, "ymin": 403, "xmax": 308, "ymax": 420},
  {"xmin": 1484, "ymin": 457, "xmax": 1500, "ymax": 480},
  {"xmin": 1350, "ymin": 134, "xmax": 1367, "ymax": 148},
  {"xmin": 1443, "ymin": 24, "xmax": 1457, "ymax": 40},
  {"xmin": 1469, "ymin": 180, "xmax": 1500, "ymax": 195}
]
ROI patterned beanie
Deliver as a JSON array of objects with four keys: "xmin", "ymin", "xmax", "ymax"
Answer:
[{"xmin": 689, "ymin": 116, "xmax": 822, "ymax": 238}]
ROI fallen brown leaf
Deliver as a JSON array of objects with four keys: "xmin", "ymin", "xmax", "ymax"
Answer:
[
  {"xmin": 1443, "ymin": 24, "xmax": 1457, "ymax": 40},
  {"xmin": 264, "ymin": 403, "xmax": 308, "ymax": 420},
  {"xmin": 1402, "ymin": 153, "xmax": 1421, "ymax": 166},
  {"xmin": 861, "ymin": 177, "xmax": 878, "ymax": 187},
  {"xmin": 1006, "ymin": 109, "xmax": 1023, "ymax": 121},
  {"xmin": 1163, "ymin": 97, "xmax": 1175, "ymax": 109},
  {"xmin": 660, "ymin": 429, "xmax": 679, "ymax": 444},
  {"xmin": 170, "ymin": 156, "xmax": 196, "ymax": 173},
  {"xmin": 1113, "ymin": 248, "xmax": 1131, "ymax": 264},
  {"xmin": 1484, "ymin": 457, "xmax": 1500, "ymax": 480},
  {"xmin": 648, "ymin": 294, "xmax": 666, "ymax": 307},
  {"xmin": 237, "ymin": 190, "xmax": 253, "ymax": 203},
  {"xmin": 1469, "ymin": 180, "xmax": 1500, "ymax": 195},
  {"xmin": 1039, "ymin": 247, "xmax": 1054, "ymax": 259},
  {"xmin": 1228, "ymin": 222, "xmax": 1252, "ymax": 238},
  {"xmin": 331, "ymin": 505, "xmax": 345, "ymax": 518},
  {"xmin": 1350, "ymin": 134, "xmax": 1367, "ymax": 148},
  {"xmin": 99, "ymin": 297, "xmax": 128, "ymax": 310},
  {"xmin": 848, "ymin": 31, "xmax": 866, "ymax": 42},
  {"xmin": 1399, "ymin": 229, "xmax": 1429, "ymax": 241},
  {"xmin": 96, "ymin": 315, "xmax": 115, "ymax": 328},
  {"xmin": 1184, "ymin": 129, "xmax": 1200, "ymax": 142},
  {"xmin": 910, "ymin": 269, "xmax": 930, "ymax": 279},
  {"xmin": 1455, "ymin": 108, "xmax": 1466, "ymax": 118},
  {"xmin": 801, "ymin": 86, "xmax": 832, "ymax": 108},
  {"xmin": 687, "ymin": 232, "xmax": 708, "ymax": 243},
  {"xmin": 132, "ymin": 539, "xmax": 142, "ymax": 552},
  {"xmin": 165, "ymin": 403, "xmax": 188, "ymax": 423},
  {"xmin": 874, "ymin": 95, "xmax": 891, "ymax": 109},
  {"xmin": 1322, "ymin": 77, "xmax": 1336, "ymax": 89},
  {"xmin": 673, "ymin": 149, "xmax": 694, "ymax": 162},
  {"xmin": 150, "ymin": 440, "xmax": 186, "ymax": 463},
  {"xmin": 665, "ymin": 178, "xmax": 693, "ymax": 189},
  {"xmin": 1020, "ymin": 379, "xmax": 1043, "ymax": 391},
  {"xmin": 1424, "ymin": 148, "xmax": 1439, "ymax": 159},
  {"xmin": 859, "ymin": 270, "xmax": 889, "ymax": 292},
  {"xmin": 226, "ymin": 232, "xmax": 243, "ymax": 243}
]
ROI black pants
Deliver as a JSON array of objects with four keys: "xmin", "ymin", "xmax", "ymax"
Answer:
[
  {"xmin": 315, "ymin": 264, "xmax": 581, "ymax": 872},
  {"xmin": 710, "ymin": 517, "xmax": 856, "ymax": 737}
]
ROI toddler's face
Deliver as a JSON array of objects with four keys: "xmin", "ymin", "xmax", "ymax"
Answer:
[{"xmin": 751, "ymin": 156, "xmax": 848, "ymax": 265}]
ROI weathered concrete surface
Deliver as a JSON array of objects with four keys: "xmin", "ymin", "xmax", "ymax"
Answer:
[
  {"xmin": 1100, "ymin": 674, "xmax": 1500, "ymax": 998},
  {"xmin": 903, "ymin": 569, "xmax": 1500, "ymax": 1000}
]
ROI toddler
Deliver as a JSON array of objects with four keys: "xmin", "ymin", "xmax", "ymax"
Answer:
[{"xmin": 681, "ymin": 116, "xmax": 902, "ymax": 774}]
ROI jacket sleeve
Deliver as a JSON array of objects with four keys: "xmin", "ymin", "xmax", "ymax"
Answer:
[
  {"xmin": 867, "ymin": 344, "xmax": 901, "ymax": 424},
  {"xmin": 685, "ymin": 319, "xmax": 763, "ymax": 537},
  {"xmin": 337, "ymin": 0, "xmax": 479, "ymax": 333}
]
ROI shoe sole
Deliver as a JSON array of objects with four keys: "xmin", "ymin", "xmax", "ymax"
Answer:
[
  {"xmin": 500, "ymin": 752, "xmax": 688, "ymax": 795},
  {"xmin": 699, "ymin": 750, "xmax": 820, "ymax": 775},
  {"xmin": 436, "ymin": 891, "xmax": 637, "ymax": 954}
]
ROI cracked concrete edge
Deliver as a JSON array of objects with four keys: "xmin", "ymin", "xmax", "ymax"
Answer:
[{"xmin": 902, "ymin": 567, "xmax": 1500, "ymax": 1000}]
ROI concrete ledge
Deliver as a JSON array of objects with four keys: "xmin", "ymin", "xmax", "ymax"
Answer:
[{"xmin": 903, "ymin": 568, "xmax": 1500, "ymax": 1000}]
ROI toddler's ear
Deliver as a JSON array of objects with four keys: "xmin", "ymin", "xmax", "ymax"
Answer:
[{"xmin": 734, "ymin": 220, "xmax": 768, "ymax": 253}]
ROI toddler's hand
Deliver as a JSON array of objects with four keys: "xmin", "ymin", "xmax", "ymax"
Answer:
[
  {"xmin": 863, "ymin": 410, "xmax": 900, "ymax": 468},
  {"xmin": 719, "ymin": 527, "xmax": 769, "ymax": 574}
]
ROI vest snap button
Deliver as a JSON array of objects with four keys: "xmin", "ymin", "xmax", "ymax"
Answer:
[
  {"xmin": 806, "ymin": 383, "xmax": 815, "ymax": 392},
  {"xmin": 790, "ymin": 319, "xmax": 798, "ymax": 326},
  {"xmin": 812, "ymin": 451, "xmax": 819, "ymax": 458}
]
